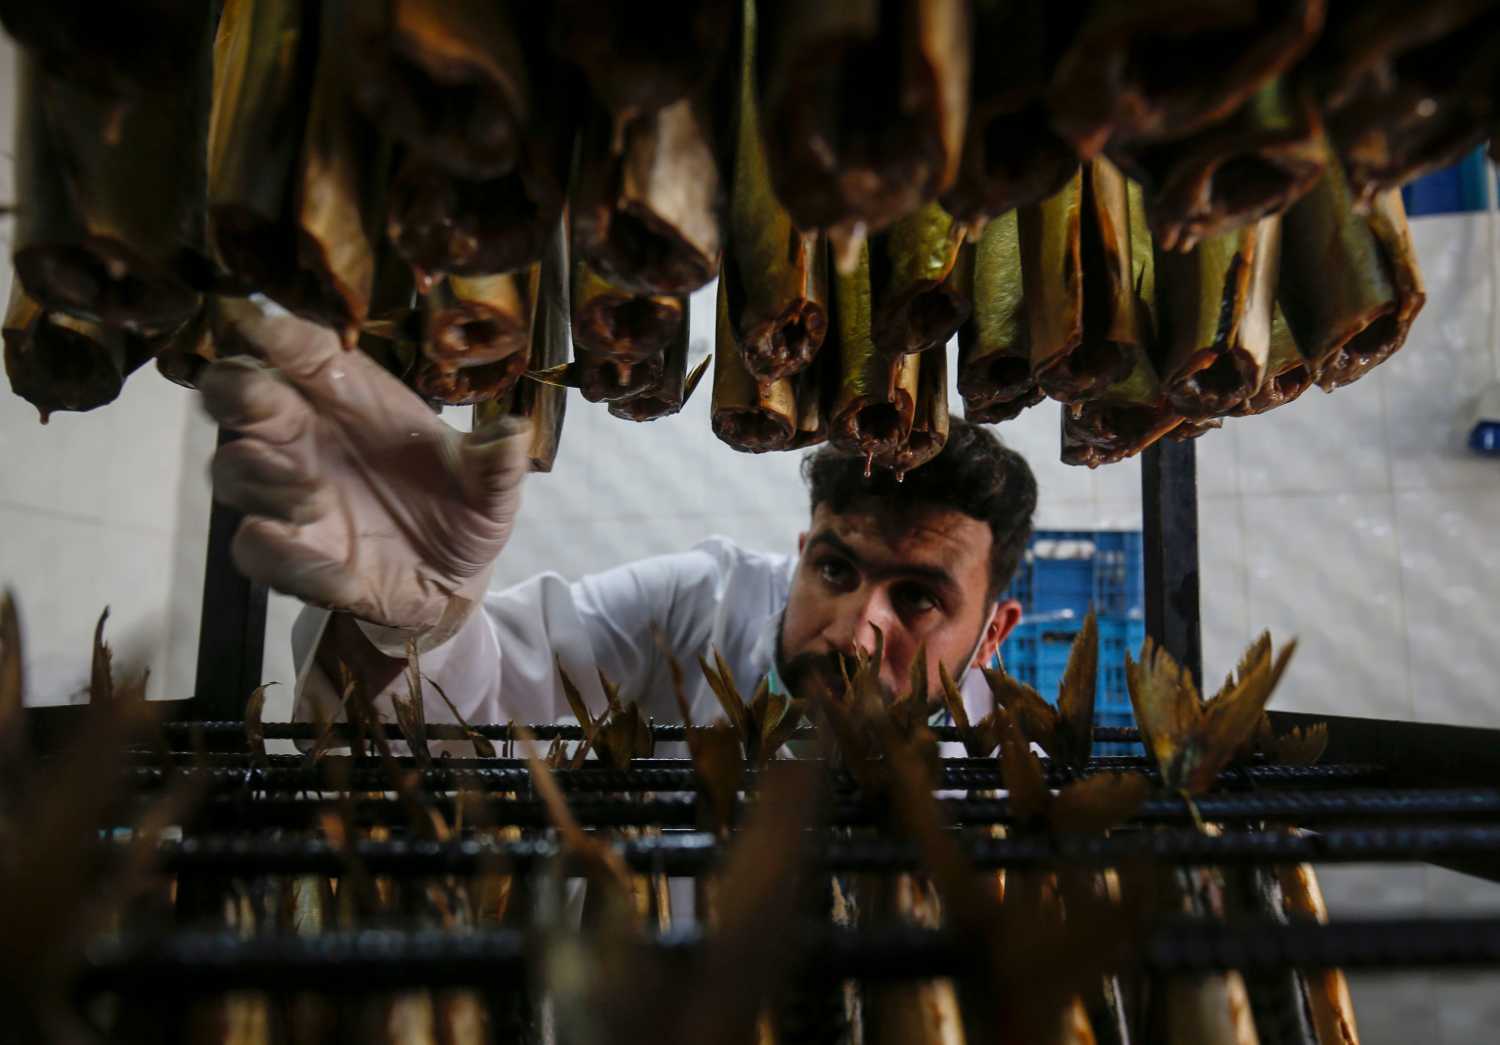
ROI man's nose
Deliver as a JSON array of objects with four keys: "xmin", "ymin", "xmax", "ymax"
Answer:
[{"xmin": 826, "ymin": 586, "xmax": 899, "ymax": 657}]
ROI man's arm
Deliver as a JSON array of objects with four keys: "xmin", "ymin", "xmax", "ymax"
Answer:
[{"xmin": 291, "ymin": 544, "xmax": 736, "ymax": 734}]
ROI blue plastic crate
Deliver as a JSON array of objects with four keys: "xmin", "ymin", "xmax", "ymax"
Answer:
[{"xmin": 993, "ymin": 530, "xmax": 1146, "ymax": 754}]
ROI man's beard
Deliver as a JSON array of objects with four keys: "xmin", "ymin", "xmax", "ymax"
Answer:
[{"xmin": 773, "ymin": 607, "xmax": 989, "ymax": 703}]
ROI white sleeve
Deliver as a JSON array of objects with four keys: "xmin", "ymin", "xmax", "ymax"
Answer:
[{"xmin": 290, "ymin": 546, "xmax": 732, "ymax": 732}]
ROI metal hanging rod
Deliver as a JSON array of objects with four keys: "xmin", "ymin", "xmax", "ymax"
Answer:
[
  {"xmin": 79, "ymin": 917, "xmax": 1500, "ymax": 997},
  {"xmin": 150, "ymin": 823, "xmax": 1500, "ymax": 878},
  {"xmin": 154, "ymin": 719, "xmax": 1146, "ymax": 745},
  {"xmin": 127, "ymin": 761, "xmax": 1389, "ymax": 796},
  {"xmin": 180, "ymin": 786, "xmax": 1500, "ymax": 832}
]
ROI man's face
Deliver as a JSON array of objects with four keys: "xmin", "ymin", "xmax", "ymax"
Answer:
[{"xmin": 778, "ymin": 501, "xmax": 1022, "ymax": 700}]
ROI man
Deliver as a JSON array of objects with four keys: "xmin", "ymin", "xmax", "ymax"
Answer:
[{"xmin": 200, "ymin": 307, "xmax": 1037, "ymax": 730}]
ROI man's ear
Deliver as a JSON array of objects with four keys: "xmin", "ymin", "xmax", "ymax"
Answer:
[
  {"xmin": 797, "ymin": 530, "xmax": 809, "ymax": 556},
  {"xmin": 976, "ymin": 599, "xmax": 1023, "ymax": 669}
]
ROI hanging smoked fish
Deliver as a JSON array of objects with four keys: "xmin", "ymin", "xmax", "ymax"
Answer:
[
  {"xmin": 1119, "ymin": 78, "xmax": 1326, "ymax": 252},
  {"xmin": 943, "ymin": 0, "xmax": 1078, "ymax": 227},
  {"xmin": 1316, "ymin": 192, "xmax": 1425, "ymax": 392},
  {"xmin": 152, "ymin": 306, "xmax": 215, "ymax": 390},
  {"xmin": 959, "ymin": 210, "xmax": 1044, "ymax": 424},
  {"xmin": 571, "ymin": 92, "xmax": 722, "ymax": 296},
  {"xmin": 387, "ymin": 146, "xmax": 569, "ymax": 287},
  {"xmin": 757, "ymin": 0, "xmax": 970, "ymax": 264},
  {"xmin": 571, "ymin": 260, "xmax": 686, "ymax": 362},
  {"xmin": 1157, "ymin": 216, "xmax": 1281, "ymax": 419},
  {"xmin": 870, "ymin": 202, "xmax": 971, "ymax": 356},
  {"xmin": 1062, "ymin": 172, "xmax": 1183, "ymax": 466},
  {"xmin": 0, "ymin": 2, "xmax": 211, "ymax": 98},
  {"xmin": 711, "ymin": 279, "xmax": 798, "ymax": 452},
  {"xmin": 877, "ymin": 348, "xmax": 949, "ymax": 477},
  {"xmin": 477, "ymin": 216, "xmax": 570, "ymax": 472},
  {"xmin": 1276, "ymin": 856, "xmax": 1361, "ymax": 1045},
  {"xmin": 3, "ymin": 284, "xmax": 127, "ymax": 422},
  {"xmin": 1277, "ymin": 157, "xmax": 1425, "ymax": 391},
  {"xmin": 13, "ymin": 35, "xmax": 209, "ymax": 335},
  {"xmin": 344, "ymin": 0, "xmax": 530, "ymax": 179},
  {"xmin": 830, "ymin": 244, "xmax": 921, "ymax": 462},
  {"xmin": 609, "ymin": 322, "xmax": 711, "ymax": 422},
  {"xmin": 1233, "ymin": 303, "xmax": 1313, "ymax": 416},
  {"xmin": 411, "ymin": 273, "xmax": 534, "ymax": 409},
  {"xmin": 423, "ymin": 273, "xmax": 534, "ymax": 379},
  {"xmin": 1050, "ymin": 0, "xmax": 1325, "ymax": 157},
  {"xmin": 725, "ymin": 0, "xmax": 828, "ymax": 385},
  {"xmin": 552, "ymin": 0, "xmax": 733, "ymax": 126},
  {"xmin": 1314, "ymin": 1, "xmax": 1500, "ymax": 206},
  {"xmin": 208, "ymin": 0, "xmax": 384, "ymax": 345}
]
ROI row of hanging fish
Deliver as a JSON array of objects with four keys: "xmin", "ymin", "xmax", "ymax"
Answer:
[{"xmin": 0, "ymin": 0, "xmax": 1471, "ymax": 474}]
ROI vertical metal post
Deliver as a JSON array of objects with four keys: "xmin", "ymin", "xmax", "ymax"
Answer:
[
  {"xmin": 1141, "ymin": 439, "xmax": 1202, "ymax": 691},
  {"xmin": 192, "ymin": 428, "xmax": 268, "ymax": 720}
]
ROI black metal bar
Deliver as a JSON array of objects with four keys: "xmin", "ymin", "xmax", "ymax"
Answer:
[
  {"xmin": 1141, "ymin": 438, "xmax": 1202, "ymax": 690},
  {"xmin": 192, "ymin": 428, "xmax": 268, "ymax": 724},
  {"xmin": 146, "ymin": 824, "xmax": 1500, "ymax": 877},
  {"xmin": 181, "ymin": 787, "xmax": 1500, "ymax": 832},
  {"xmin": 126, "ymin": 760, "xmax": 1390, "ymax": 795},
  {"xmin": 155, "ymin": 719, "xmax": 1145, "ymax": 746},
  {"xmin": 77, "ymin": 918, "xmax": 1500, "ymax": 996},
  {"xmin": 1269, "ymin": 711, "xmax": 1500, "ymax": 789}
]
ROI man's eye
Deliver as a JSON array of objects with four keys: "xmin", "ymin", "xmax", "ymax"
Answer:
[
  {"xmin": 818, "ymin": 558, "xmax": 853, "ymax": 586},
  {"xmin": 896, "ymin": 585, "xmax": 939, "ymax": 615}
]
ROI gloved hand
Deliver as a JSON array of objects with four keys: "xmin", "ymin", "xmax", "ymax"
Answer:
[{"xmin": 200, "ymin": 304, "xmax": 529, "ymax": 653}]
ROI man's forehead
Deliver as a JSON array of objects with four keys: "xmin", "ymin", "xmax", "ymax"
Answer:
[{"xmin": 809, "ymin": 502, "xmax": 991, "ymax": 568}]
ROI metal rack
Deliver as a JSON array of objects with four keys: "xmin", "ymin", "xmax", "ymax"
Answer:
[{"xmin": 28, "ymin": 431, "xmax": 1500, "ymax": 1014}]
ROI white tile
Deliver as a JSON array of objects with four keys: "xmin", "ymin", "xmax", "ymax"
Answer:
[
  {"xmin": 261, "ymin": 592, "xmax": 302, "ymax": 711},
  {"xmin": 1383, "ymin": 213, "xmax": 1497, "ymax": 492},
  {"xmin": 1394, "ymin": 488, "xmax": 1500, "ymax": 728},
  {"xmin": 1195, "ymin": 416, "xmax": 1240, "ymax": 497},
  {"xmin": 0, "ymin": 368, "xmax": 195, "ymax": 536},
  {"xmin": 1236, "ymin": 374, "xmax": 1391, "ymax": 496},
  {"xmin": 1343, "ymin": 973, "xmax": 1438, "ymax": 1045},
  {"xmin": 1091, "ymin": 454, "xmax": 1142, "ymax": 506},
  {"xmin": 0, "ymin": 504, "xmax": 177, "ymax": 706},
  {"xmin": 490, "ymin": 518, "xmax": 597, "ymax": 588},
  {"xmin": 1433, "ymin": 974, "xmax": 1500, "ymax": 1045},
  {"xmin": 1319, "ymin": 865, "xmax": 1428, "ymax": 916},
  {"xmin": 993, "ymin": 398, "xmax": 1097, "ymax": 505},
  {"xmin": 1198, "ymin": 497, "xmax": 1249, "ymax": 684},
  {"xmin": 1242, "ymin": 492, "xmax": 1410, "ymax": 720},
  {"xmin": 1425, "ymin": 866, "xmax": 1500, "ymax": 916},
  {"xmin": 1033, "ymin": 498, "xmax": 1108, "ymax": 531}
]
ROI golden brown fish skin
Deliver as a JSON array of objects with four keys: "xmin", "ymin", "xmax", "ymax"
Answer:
[
  {"xmin": 869, "ymin": 204, "xmax": 971, "ymax": 356},
  {"xmin": 551, "ymin": 0, "xmax": 734, "ymax": 125},
  {"xmin": 13, "ymin": 28, "xmax": 210, "ymax": 335},
  {"xmin": 757, "ymin": 0, "xmax": 970, "ymax": 238},
  {"xmin": 343, "ymin": 0, "xmax": 530, "ymax": 180},
  {"xmin": 1314, "ymin": 189, "xmax": 1424, "ymax": 391},
  {"xmin": 492, "ymin": 215, "xmax": 569, "ymax": 472},
  {"xmin": 1116, "ymin": 78, "xmax": 1327, "ymax": 253},
  {"xmin": 151, "ymin": 307, "xmax": 214, "ymax": 390},
  {"xmin": 876, "ymin": 348, "xmax": 949, "ymax": 477},
  {"xmin": 608, "ymin": 300, "xmax": 702, "ymax": 422},
  {"xmin": 941, "ymin": 0, "xmax": 1078, "ymax": 225},
  {"xmin": 726, "ymin": 0, "xmax": 829, "ymax": 384},
  {"xmin": 828, "ymin": 243, "xmax": 917, "ymax": 460},
  {"xmin": 410, "ymin": 347, "xmax": 529, "ymax": 406},
  {"xmin": 570, "ymin": 260, "xmax": 687, "ymax": 362},
  {"xmin": 1277, "ymin": 156, "xmax": 1423, "ymax": 391},
  {"xmin": 1157, "ymin": 217, "xmax": 1279, "ymax": 420},
  {"xmin": 958, "ymin": 209, "xmax": 1044, "ymax": 421},
  {"xmin": 1234, "ymin": 302, "xmax": 1313, "ymax": 415},
  {"xmin": 387, "ymin": 152, "xmax": 567, "ymax": 287},
  {"xmin": 1276, "ymin": 856, "xmax": 1362, "ymax": 1045},
  {"xmin": 1061, "ymin": 400, "xmax": 1183, "ymax": 469},
  {"xmin": 424, "ymin": 273, "xmax": 532, "ymax": 370},
  {"xmin": 711, "ymin": 278, "xmax": 798, "ymax": 451},
  {"xmin": 571, "ymin": 91, "xmax": 723, "ymax": 297},
  {"xmin": 2, "ymin": 285, "xmax": 126, "ymax": 423},
  {"xmin": 1312, "ymin": 1, "xmax": 1500, "ymax": 206},
  {"xmin": 576, "ymin": 350, "xmax": 668, "ymax": 405},
  {"xmin": 1050, "ymin": 0, "xmax": 1326, "ymax": 158}
]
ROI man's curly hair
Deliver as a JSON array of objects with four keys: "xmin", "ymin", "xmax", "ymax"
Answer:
[{"xmin": 801, "ymin": 418, "xmax": 1038, "ymax": 599}]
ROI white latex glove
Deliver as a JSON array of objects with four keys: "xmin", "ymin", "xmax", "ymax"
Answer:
[{"xmin": 200, "ymin": 304, "xmax": 529, "ymax": 653}]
